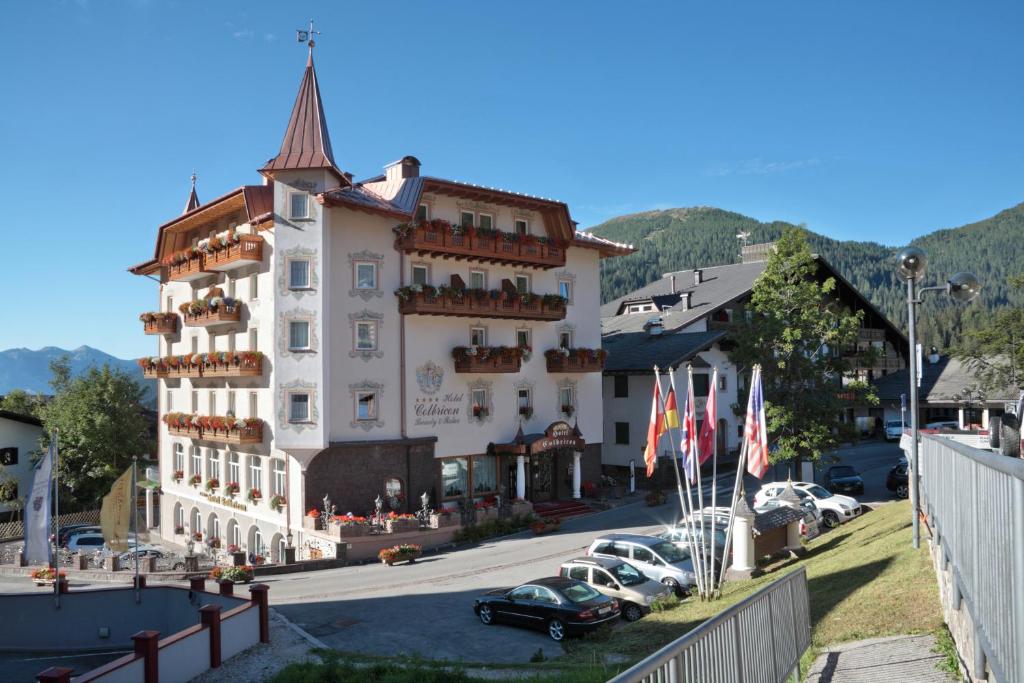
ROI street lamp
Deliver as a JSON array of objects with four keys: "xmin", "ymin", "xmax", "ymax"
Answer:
[{"xmin": 896, "ymin": 247, "xmax": 980, "ymax": 549}]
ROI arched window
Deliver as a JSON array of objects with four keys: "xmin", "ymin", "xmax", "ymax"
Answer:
[
  {"xmin": 173, "ymin": 502, "xmax": 184, "ymax": 532},
  {"xmin": 228, "ymin": 519, "xmax": 241, "ymax": 549},
  {"xmin": 190, "ymin": 508, "xmax": 201, "ymax": 537},
  {"xmin": 208, "ymin": 514, "xmax": 221, "ymax": 543}
]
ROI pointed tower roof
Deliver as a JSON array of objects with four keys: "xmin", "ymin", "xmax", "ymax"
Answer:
[
  {"xmin": 183, "ymin": 172, "xmax": 200, "ymax": 214},
  {"xmin": 261, "ymin": 53, "xmax": 346, "ymax": 182}
]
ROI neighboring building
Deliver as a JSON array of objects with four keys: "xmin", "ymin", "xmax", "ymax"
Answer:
[
  {"xmin": 0, "ymin": 410, "xmax": 44, "ymax": 522},
  {"xmin": 600, "ymin": 244, "xmax": 909, "ymax": 475},
  {"xmin": 128, "ymin": 51, "xmax": 633, "ymax": 560},
  {"xmin": 873, "ymin": 352, "xmax": 1017, "ymax": 430}
]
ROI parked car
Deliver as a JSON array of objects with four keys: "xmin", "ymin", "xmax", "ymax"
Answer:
[
  {"xmin": 586, "ymin": 533, "xmax": 696, "ymax": 595},
  {"xmin": 67, "ymin": 533, "xmax": 107, "ymax": 553},
  {"xmin": 754, "ymin": 498, "xmax": 821, "ymax": 540},
  {"xmin": 473, "ymin": 577, "xmax": 620, "ymax": 641},
  {"xmin": 559, "ymin": 557, "xmax": 671, "ymax": 622},
  {"xmin": 60, "ymin": 525, "xmax": 102, "ymax": 547},
  {"xmin": 823, "ymin": 465, "xmax": 865, "ymax": 496},
  {"xmin": 884, "ymin": 420, "xmax": 905, "ymax": 441},
  {"xmin": 754, "ymin": 482, "xmax": 861, "ymax": 529},
  {"xmin": 886, "ymin": 457, "xmax": 909, "ymax": 499},
  {"xmin": 925, "ymin": 421, "xmax": 959, "ymax": 430},
  {"xmin": 657, "ymin": 523, "xmax": 729, "ymax": 569}
]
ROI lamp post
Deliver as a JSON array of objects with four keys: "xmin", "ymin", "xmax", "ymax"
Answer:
[{"xmin": 896, "ymin": 247, "xmax": 980, "ymax": 549}]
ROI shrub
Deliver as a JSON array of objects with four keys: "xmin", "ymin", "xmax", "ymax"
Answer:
[{"xmin": 453, "ymin": 514, "xmax": 535, "ymax": 544}]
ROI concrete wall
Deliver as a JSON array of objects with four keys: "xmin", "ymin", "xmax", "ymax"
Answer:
[
  {"xmin": 220, "ymin": 606, "xmax": 259, "ymax": 660},
  {"xmin": 158, "ymin": 628, "xmax": 210, "ymax": 682}
]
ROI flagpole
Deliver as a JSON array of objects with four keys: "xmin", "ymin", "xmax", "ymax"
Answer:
[
  {"xmin": 706, "ymin": 367, "xmax": 719, "ymax": 597},
  {"xmin": 133, "ymin": 455, "xmax": 140, "ymax": 604},
  {"xmin": 653, "ymin": 366, "xmax": 705, "ymax": 599},
  {"xmin": 53, "ymin": 429, "xmax": 60, "ymax": 609},
  {"xmin": 668, "ymin": 366, "xmax": 708, "ymax": 599},
  {"xmin": 688, "ymin": 365, "xmax": 710, "ymax": 599},
  {"xmin": 715, "ymin": 365, "xmax": 759, "ymax": 597}
]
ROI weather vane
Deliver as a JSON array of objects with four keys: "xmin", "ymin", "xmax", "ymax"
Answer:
[{"xmin": 296, "ymin": 19, "xmax": 320, "ymax": 50}]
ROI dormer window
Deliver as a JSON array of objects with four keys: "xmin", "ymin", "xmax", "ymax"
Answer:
[{"xmin": 289, "ymin": 192, "xmax": 310, "ymax": 220}]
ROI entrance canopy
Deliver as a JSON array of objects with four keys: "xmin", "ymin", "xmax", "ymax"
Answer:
[{"xmin": 489, "ymin": 420, "xmax": 585, "ymax": 457}]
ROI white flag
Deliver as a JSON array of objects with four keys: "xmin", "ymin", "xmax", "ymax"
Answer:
[{"xmin": 24, "ymin": 441, "xmax": 54, "ymax": 565}]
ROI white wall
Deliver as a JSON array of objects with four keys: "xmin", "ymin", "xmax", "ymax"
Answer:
[{"xmin": 0, "ymin": 417, "xmax": 44, "ymax": 515}]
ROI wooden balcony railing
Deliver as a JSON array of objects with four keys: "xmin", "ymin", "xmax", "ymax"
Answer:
[
  {"xmin": 858, "ymin": 328, "xmax": 886, "ymax": 342},
  {"xmin": 181, "ymin": 304, "xmax": 243, "ymax": 328},
  {"xmin": 140, "ymin": 313, "xmax": 178, "ymax": 335},
  {"xmin": 138, "ymin": 352, "xmax": 263, "ymax": 380},
  {"xmin": 397, "ymin": 288, "xmax": 566, "ymax": 321},
  {"xmin": 164, "ymin": 414, "xmax": 263, "ymax": 445},
  {"xmin": 205, "ymin": 235, "xmax": 264, "ymax": 272},
  {"xmin": 452, "ymin": 347, "xmax": 523, "ymax": 373},
  {"xmin": 544, "ymin": 348, "xmax": 607, "ymax": 373},
  {"xmin": 394, "ymin": 221, "xmax": 566, "ymax": 269},
  {"xmin": 166, "ymin": 252, "xmax": 208, "ymax": 282}
]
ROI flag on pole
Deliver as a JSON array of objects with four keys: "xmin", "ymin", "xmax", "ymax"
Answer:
[
  {"xmin": 24, "ymin": 440, "xmax": 55, "ymax": 565},
  {"xmin": 663, "ymin": 388, "xmax": 680, "ymax": 431},
  {"xmin": 101, "ymin": 468, "xmax": 135, "ymax": 552},
  {"xmin": 745, "ymin": 368, "xmax": 770, "ymax": 479},
  {"xmin": 698, "ymin": 369, "xmax": 718, "ymax": 463},
  {"xmin": 681, "ymin": 378, "xmax": 699, "ymax": 483},
  {"xmin": 644, "ymin": 380, "xmax": 664, "ymax": 477}
]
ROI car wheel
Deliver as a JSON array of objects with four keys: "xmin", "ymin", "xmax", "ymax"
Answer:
[
  {"xmin": 661, "ymin": 577, "xmax": 682, "ymax": 596},
  {"xmin": 622, "ymin": 602, "xmax": 644, "ymax": 622},
  {"xmin": 822, "ymin": 511, "xmax": 841, "ymax": 529},
  {"xmin": 478, "ymin": 604, "xmax": 494, "ymax": 625},
  {"xmin": 547, "ymin": 618, "xmax": 566, "ymax": 642},
  {"xmin": 895, "ymin": 483, "xmax": 909, "ymax": 499}
]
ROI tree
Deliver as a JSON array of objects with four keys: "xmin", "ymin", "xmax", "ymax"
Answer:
[
  {"xmin": 0, "ymin": 467, "xmax": 24, "ymax": 521},
  {"xmin": 953, "ymin": 275, "xmax": 1024, "ymax": 397},
  {"xmin": 728, "ymin": 227, "xmax": 874, "ymax": 465},
  {"xmin": 0, "ymin": 389, "xmax": 44, "ymax": 418},
  {"xmin": 39, "ymin": 359, "xmax": 153, "ymax": 511}
]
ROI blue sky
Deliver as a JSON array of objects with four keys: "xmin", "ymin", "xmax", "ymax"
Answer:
[{"xmin": 1, "ymin": 1, "xmax": 1022, "ymax": 359}]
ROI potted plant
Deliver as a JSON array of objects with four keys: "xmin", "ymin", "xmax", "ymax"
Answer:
[
  {"xmin": 172, "ymin": 470, "xmax": 184, "ymax": 483},
  {"xmin": 561, "ymin": 405, "xmax": 575, "ymax": 417},
  {"xmin": 472, "ymin": 404, "xmax": 489, "ymax": 419},
  {"xmin": 247, "ymin": 488, "xmax": 262, "ymax": 504},
  {"xmin": 269, "ymin": 494, "xmax": 287, "ymax": 512},
  {"xmin": 378, "ymin": 543, "xmax": 422, "ymax": 566},
  {"xmin": 207, "ymin": 537, "xmax": 221, "ymax": 549},
  {"xmin": 193, "ymin": 531, "xmax": 203, "ymax": 543},
  {"xmin": 224, "ymin": 482, "xmax": 240, "ymax": 498},
  {"xmin": 188, "ymin": 474, "xmax": 201, "ymax": 487},
  {"xmin": 334, "ymin": 514, "xmax": 370, "ymax": 537},
  {"xmin": 205, "ymin": 478, "xmax": 220, "ymax": 493},
  {"xmin": 518, "ymin": 406, "xmax": 534, "ymax": 419},
  {"xmin": 174, "ymin": 524, "xmax": 185, "ymax": 535},
  {"xmin": 31, "ymin": 566, "xmax": 67, "ymax": 586},
  {"xmin": 385, "ymin": 512, "xmax": 420, "ymax": 534},
  {"xmin": 210, "ymin": 565, "xmax": 253, "ymax": 584}
]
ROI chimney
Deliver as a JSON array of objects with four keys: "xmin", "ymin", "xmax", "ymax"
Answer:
[
  {"xmin": 681, "ymin": 291, "xmax": 692, "ymax": 311},
  {"xmin": 669, "ymin": 274, "xmax": 677, "ymax": 294},
  {"xmin": 385, "ymin": 155, "xmax": 421, "ymax": 182},
  {"xmin": 694, "ymin": 269, "xmax": 703, "ymax": 285}
]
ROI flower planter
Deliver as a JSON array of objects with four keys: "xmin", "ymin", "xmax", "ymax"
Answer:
[
  {"xmin": 397, "ymin": 289, "xmax": 566, "ymax": 321},
  {"xmin": 141, "ymin": 314, "xmax": 178, "ymax": 335},
  {"xmin": 385, "ymin": 518, "xmax": 420, "ymax": 534},
  {"xmin": 230, "ymin": 551, "xmax": 247, "ymax": 567},
  {"xmin": 429, "ymin": 512, "xmax": 459, "ymax": 529},
  {"xmin": 204, "ymin": 234, "xmax": 264, "ymax": 272},
  {"xmin": 394, "ymin": 220, "xmax": 566, "ymax": 269},
  {"xmin": 475, "ymin": 506, "xmax": 499, "ymax": 523},
  {"xmin": 338, "ymin": 524, "xmax": 370, "ymax": 538},
  {"xmin": 379, "ymin": 544, "xmax": 422, "ymax": 566},
  {"xmin": 531, "ymin": 519, "xmax": 562, "ymax": 535}
]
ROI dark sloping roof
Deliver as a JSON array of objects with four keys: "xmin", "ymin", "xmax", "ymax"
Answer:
[
  {"xmin": 602, "ymin": 329, "xmax": 726, "ymax": 373},
  {"xmin": 872, "ymin": 355, "xmax": 1016, "ymax": 403},
  {"xmin": 0, "ymin": 409, "xmax": 43, "ymax": 427},
  {"xmin": 754, "ymin": 506, "xmax": 804, "ymax": 533},
  {"xmin": 261, "ymin": 54, "xmax": 345, "ymax": 181}
]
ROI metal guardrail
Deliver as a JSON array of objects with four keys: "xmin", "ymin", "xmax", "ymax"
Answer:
[
  {"xmin": 919, "ymin": 434, "xmax": 1024, "ymax": 683},
  {"xmin": 607, "ymin": 567, "xmax": 810, "ymax": 683}
]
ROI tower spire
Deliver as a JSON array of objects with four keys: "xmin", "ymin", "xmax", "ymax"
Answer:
[{"xmin": 183, "ymin": 171, "xmax": 200, "ymax": 214}]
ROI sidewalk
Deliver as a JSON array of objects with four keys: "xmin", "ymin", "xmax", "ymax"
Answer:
[{"xmin": 806, "ymin": 634, "xmax": 958, "ymax": 682}]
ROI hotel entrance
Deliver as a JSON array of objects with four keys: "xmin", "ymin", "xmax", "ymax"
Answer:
[{"xmin": 490, "ymin": 420, "xmax": 587, "ymax": 503}]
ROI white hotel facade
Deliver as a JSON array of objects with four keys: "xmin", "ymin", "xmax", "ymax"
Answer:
[{"xmin": 130, "ymin": 52, "xmax": 632, "ymax": 561}]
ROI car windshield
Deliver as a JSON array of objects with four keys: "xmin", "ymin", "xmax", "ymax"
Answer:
[
  {"xmin": 804, "ymin": 484, "xmax": 833, "ymax": 499},
  {"xmin": 609, "ymin": 562, "xmax": 646, "ymax": 586},
  {"xmin": 886, "ymin": 421, "xmax": 903, "ymax": 428},
  {"xmin": 830, "ymin": 466, "xmax": 856, "ymax": 477},
  {"xmin": 561, "ymin": 582, "xmax": 602, "ymax": 604},
  {"xmin": 651, "ymin": 541, "xmax": 688, "ymax": 563}
]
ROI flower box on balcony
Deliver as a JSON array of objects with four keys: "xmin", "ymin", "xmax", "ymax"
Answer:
[
  {"xmin": 393, "ymin": 220, "xmax": 566, "ymax": 269},
  {"xmin": 204, "ymin": 234, "xmax": 264, "ymax": 272},
  {"xmin": 452, "ymin": 346, "xmax": 523, "ymax": 374},
  {"xmin": 164, "ymin": 249, "xmax": 208, "ymax": 282},
  {"xmin": 138, "ymin": 357, "xmax": 169, "ymax": 379},
  {"xmin": 163, "ymin": 414, "xmax": 263, "ymax": 445},
  {"xmin": 544, "ymin": 348, "xmax": 607, "ymax": 373},
  {"xmin": 396, "ymin": 286, "xmax": 566, "ymax": 321},
  {"xmin": 139, "ymin": 312, "xmax": 178, "ymax": 335},
  {"xmin": 180, "ymin": 303, "xmax": 242, "ymax": 328}
]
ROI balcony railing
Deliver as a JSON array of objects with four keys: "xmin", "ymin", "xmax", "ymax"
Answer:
[
  {"xmin": 204, "ymin": 234, "xmax": 264, "ymax": 272},
  {"xmin": 180, "ymin": 303, "xmax": 243, "ymax": 328},
  {"xmin": 397, "ymin": 287, "xmax": 566, "ymax": 321},
  {"xmin": 166, "ymin": 252, "xmax": 208, "ymax": 282},
  {"xmin": 452, "ymin": 347, "xmax": 523, "ymax": 373},
  {"xmin": 164, "ymin": 414, "xmax": 263, "ymax": 445},
  {"xmin": 394, "ymin": 220, "xmax": 565, "ymax": 269},
  {"xmin": 138, "ymin": 352, "xmax": 263, "ymax": 380},
  {"xmin": 858, "ymin": 328, "xmax": 886, "ymax": 342},
  {"xmin": 544, "ymin": 348, "xmax": 606, "ymax": 373},
  {"xmin": 140, "ymin": 313, "xmax": 178, "ymax": 336}
]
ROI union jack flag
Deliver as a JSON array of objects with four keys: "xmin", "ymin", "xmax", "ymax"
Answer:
[
  {"xmin": 745, "ymin": 367, "xmax": 769, "ymax": 479},
  {"xmin": 681, "ymin": 374, "xmax": 699, "ymax": 484}
]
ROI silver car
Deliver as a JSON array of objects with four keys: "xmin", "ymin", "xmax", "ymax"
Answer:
[
  {"xmin": 586, "ymin": 533, "xmax": 696, "ymax": 596},
  {"xmin": 560, "ymin": 557, "xmax": 672, "ymax": 621}
]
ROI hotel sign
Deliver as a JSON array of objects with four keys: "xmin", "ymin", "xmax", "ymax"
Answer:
[
  {"xmin": 413, "ymin": 361, "xmax": 463, "ymax": 428},
  {"xmin": 534, "ymin": 421, "xmax": 585, "ymax": 454},
  {"xmin": 200, "ymin": 491, "xmax": 248, "ymax": 512}
]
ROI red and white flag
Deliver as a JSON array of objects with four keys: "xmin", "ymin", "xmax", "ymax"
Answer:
[
  {"xmin": 698, "ymin": 368, "xmax": 718, "ymax": 463},
  {"xmin": 644, "ymin": 380, "xmax": 664, "ymax": 477},
  {"xmin": 745, "ymin": 368, "xmax": 769, "ymax": 479},
  {"xmin": 681, "ymin": 377, "xmax": 699, "ymax": 483}
]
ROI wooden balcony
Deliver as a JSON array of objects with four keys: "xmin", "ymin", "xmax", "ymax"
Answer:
[
  {"xmin": 139, "ymin": 353, "xmax": 263, "ymax": 381},
  {"xmin": 544, "ymin": 349, "xmax": 606, "ymax": 373},
  {"xmin": 141, "ymin": 314, "xmax": 178, "ymax": 335},
  {"xmin": 452, "ymin": 348, "xmax": 523, "ymax": 373},
  {"xmin": 166, "ymin": 252, "xmax": 209, "ymax": 282},
  {"xmin": 165, "ymin": 416, "xmax": 263, "ymax": 445},
  {"xmin": 182, "ymin": 305, "xmax": 243, "ymax": 328},
  {"xmin": 205, "ymin": 235, "xmax": 264, "ymax": 272},
  {"xmin": 858, "ymin": 328, "xmax": 886, "ymax": 342},
  {"xmin": 394, "ymin": 222, "xmax": 566, "ymax": 269},
  {"xmin": 397, "ymin": 290, "xmax": 566, "ymax": 321}
]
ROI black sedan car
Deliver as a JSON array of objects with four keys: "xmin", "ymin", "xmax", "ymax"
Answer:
[
  {"xmin": 473, "ymin": 577, "xmax": 620, "ymax": 641},
  {"xmin": 886, "ymin": 457, "xmax": 909, "ymax": 499},
  {"xmin": 823, "ymin": 465, "xmax": 864, "ymax": 495}
]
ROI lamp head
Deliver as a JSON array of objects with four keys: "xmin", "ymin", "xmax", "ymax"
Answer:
[
  {"xmin": 896, "ymin": 247, "xmax": 928, "ymax": 281},
  {"xmin": 948, "ymin": 272, "xmax": 981, "ymax": 303}
]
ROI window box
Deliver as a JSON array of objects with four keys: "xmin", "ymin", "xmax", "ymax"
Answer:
[
  {"xmin": 451, "ymin": 346, "xmax": 524, "ymax": 373},
  {"xmin": 204, "ymin": 234, "xmax": 264, "ymax": 272},
  {"xmin": 396, "ymin": 286, "xmax": 566, "ymax": 321},
  {"xmin": 393, "ymin": 219, "xmax": 566, "ymax": 269},
  {"xmin": 164, "ymin": 248, "xmax": 208, "ymax": 282},
  {"xmin": 544, "ymin": 347, "xmax": 607, "ymax": 373},
  {"xmin": 179, "ymin": 296, "xmax": 243, "ymax": 328},
  {"xmin": 163, "ymin": 413, "xmax": 264, "ymax": 445},
  {"xmin": 137, "ymin": 352, "xmax": 263, "ymax": 380},
  {"xmin": 139, "ymin": 312, "xmax": 178, "ymax": 335}
]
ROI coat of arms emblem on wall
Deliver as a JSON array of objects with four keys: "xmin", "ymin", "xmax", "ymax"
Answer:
[{"xmin": 416, "ymin": 361, "xmax": 444, "ymax": 394}]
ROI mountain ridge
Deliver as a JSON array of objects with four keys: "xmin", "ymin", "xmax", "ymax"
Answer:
[{"xmin": 0, "ymin": 345, "xmax": 154, "ymax": 404}]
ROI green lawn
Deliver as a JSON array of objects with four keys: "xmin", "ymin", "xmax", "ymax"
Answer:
[{"xmin": 272, "ymin": 501, "xmax": 943, "ymax": 682}]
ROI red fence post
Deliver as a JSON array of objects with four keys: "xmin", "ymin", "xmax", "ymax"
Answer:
[
  {"xmin": 189, "ymin": 576, "xmax": 206, "ymax": 592},
  {"xmin": 36, "ymin": 667, "xmax": 73, "ymax": 683},
  {"xmin": 132, "ymin": 630, "xmax": 160, "ymax": 683},
  {"xmin": 249, "ymin": 583, "xmax": 270, "ymax": 643},
  {"xmin": 218, "ymin": 580, "xmax": 233, "ymax": 597},
  {"xmin": 199, "ymin": 604, "xmax": 222, "ymax": 668}
]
